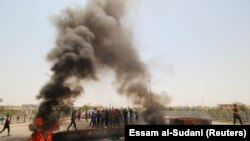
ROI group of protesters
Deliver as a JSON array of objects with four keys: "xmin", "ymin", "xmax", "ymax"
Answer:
[
  {"xmin": 88, "ymin": 108, "xmax": 140, "ymax": 128},
  {"xmin": 67, "ymin": 107, "xmax": 140, "ymax": 131},
  {"xmin": 0, "ymin": 103, "xmax": 246, "ymax": 136}
]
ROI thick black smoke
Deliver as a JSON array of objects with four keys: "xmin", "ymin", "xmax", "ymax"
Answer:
[{"xmin": 34, "ymin": 0, "xmax": 169, "ymax": 130}]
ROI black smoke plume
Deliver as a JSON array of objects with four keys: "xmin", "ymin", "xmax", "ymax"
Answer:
[{"xmin": 34, "ymin": 0, "xmax": 169, "ymax": 130}]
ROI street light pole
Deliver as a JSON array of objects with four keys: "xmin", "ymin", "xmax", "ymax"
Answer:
[
  {"xmin": 147, "ymin": 67, "xmax": 152, "ymax": 103},
  {"xmin": 0, "ymin": 98, "xmax": 2, "ymax": 114},
  {"xmin": 109, "ymin": 97, "xmax": 111, "ymax": 109},
  {"xmin": 148, "ymin": 70, "xmax": 151, "ymax": 94}
]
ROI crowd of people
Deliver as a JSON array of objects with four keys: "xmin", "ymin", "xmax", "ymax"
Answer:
[
  {"xmin": 0, "ymin": 104, "xmax": 245, "ymax": 136},
  {"xmin": 67, "ymin": 107, "xmax": 140, "ymax": 131},
  {"xmin": 66, "ymin": 104, "xmax": 247, "ymax": 131}
]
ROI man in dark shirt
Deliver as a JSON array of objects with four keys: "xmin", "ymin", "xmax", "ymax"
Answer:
[
  {"xmin": 122, "ymin": 109, "xmax": 128, "ymax": 125},
  {"xmin": 67, "ymin": 110, "xmax": 77, "ymax": 131},
  {"xmin": 232, "ymin": 104, "xmax": 243, "ymax": 125},
  {"xmin": 0, "ymin": 114, "xmax": 10, "ymax": 136}
]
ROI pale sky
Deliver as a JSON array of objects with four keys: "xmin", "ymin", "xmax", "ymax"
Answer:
[{"xmin": 0, "ymin": 0, "xmax": 249, "ymax": 107}]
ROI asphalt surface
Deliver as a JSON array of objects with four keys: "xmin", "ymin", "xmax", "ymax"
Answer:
[
  {"xmin": 0, "ymin": 119, "xmax": 233, "ymax": 141},
  {"xmin": 0, "ymin": 119, "xmax": 91, "ymax": 141}
]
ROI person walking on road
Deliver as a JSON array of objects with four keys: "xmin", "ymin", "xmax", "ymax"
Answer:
[
  {"xmin": 232, "ymin": 104, "xmax": 243, "ymax": 125},
  {"xmin": 0, "ymin": 114, "xmax": 11, "ymax": 136},
  {"xmin": 67, "ymin": 110, "xmax": 77, "ymax": 131}
]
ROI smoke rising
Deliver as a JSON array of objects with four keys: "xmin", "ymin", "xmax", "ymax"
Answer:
[{"xmin": 35, "ymin": 0, "xmax": 168, "ymax": 130}]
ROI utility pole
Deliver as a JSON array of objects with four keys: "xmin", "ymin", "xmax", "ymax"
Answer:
[
  {"xmin": 109, "ymin": 97, "xmax": 111, "ymax": 109},
  {"xmin": 0, "ymin": 98, "xmax": 2, "ymax": 114},
  {"xmin": 147, "ymin": 67, "xmax": 152, "ymax": 103},
  {"xmin": 148, "ymin": 70, "xmax": 151, "ymax": 94}
]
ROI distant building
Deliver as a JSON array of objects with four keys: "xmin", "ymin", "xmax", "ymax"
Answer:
[
  {"xmin": 218, "ymin": 102, "xmax": 246, "ymax": 110},
  {"xmin": 1, "ymin": 105, "xmax": 22, "ymax": 110},
  {"xmin": 21, "ymin": 104, "xmax": 38, "ymax": 110}
]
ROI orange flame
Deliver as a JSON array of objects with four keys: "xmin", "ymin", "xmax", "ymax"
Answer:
[{"xmin": 28, "ymin": 117, "xmax": 57, "ymax": 141}]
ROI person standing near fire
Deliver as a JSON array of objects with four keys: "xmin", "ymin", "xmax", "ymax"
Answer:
[
  {"xmin": 0, "ymin": 114, "xmax": 11, "ymax": 136},
  {"xmin": 77, "ymin": 111, "xmax": 81, "ymax": 121},
  {"xmin": 67, "ymin": 110, "xmax": 77, "ymax": 131},
  {"xmin": 232, "ymin": 104, "xmax": 243, "ymax": 125}
]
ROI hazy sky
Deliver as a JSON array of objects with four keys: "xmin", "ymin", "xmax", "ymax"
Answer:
[{"xmin": 0, "ymin": 0, "xmax": 249, "ymax": 107}]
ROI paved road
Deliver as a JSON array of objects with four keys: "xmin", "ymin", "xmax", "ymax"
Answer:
[
  {"xmin": 0, "ymin": 119, "xmax": 91, "ymax": 141},
  {"xmin": 0, "ymin": 119, "xmax": 235, "ymax": 141}
]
